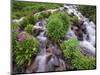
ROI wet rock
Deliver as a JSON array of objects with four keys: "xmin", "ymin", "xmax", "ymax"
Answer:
[
  {"xmin": 73, "ymin": 26, "xmax": 78, "ymax": 30},
  {"xmin": 80, "ymin": 46, "xmax": 95, "ymax": 57},
  {"xmin": 65, "ymin": 63, "xmax": 71, "ymax": 70},
  {"xmin": 55, "ymin": 59, "xmax": 66, "ymax": 71},
  {"xmin": 47, "ymin": 47, "xmax": 52, "ymax": 53},
  {"xmin": 53, "ymin": 48, "xmax": 62, "ymax": 58},
  {"xmin": 33, "ymin": 29, "xmax": 43, "ymax": 36},
  {"xmin": 26, "ymin": 61, "xmax": 38, "ymax": 73},
  {"xmin": 45, "ymin": 47, "xmax": 61, "ymax": 71},
  {"xmin": 69, "ymin": 12, "xmax": 75, "ymax": 17},
  {"xmin": 79, "ymin": 41, "xmax": 95, "ymax": 56},
  {"xmin": 51, "ymin": 44, "xmax": 62, "ymax": 58},
  {"xmin": 38, "ymin": 22, "xmax": 43, "ymax": 26},
  {"xmin": 46, "ymin": 52, "xmax": 53, "ymax": 63},
  {"xmin": 86, "ymin": 34, "xmax": 90, "ymax": 41},
  {"xmin": 46, "ymin": 47, "xmax": 54, "ymax": 63},
  {"xmin": 46, "ymin": 55, "xmax": 60, "ymax": 71},
  {"xmin": 78, "ymin": 21, "xmax": 87, "ymax": 34},
  {"xmin": 52, "ymin": 55, "xmax": 60, "ymax": 67},
  {"xmin": 81, "ymin": 26, "xmax": 87, "ymax": 34},
  {"xmin": 71, "ymin": 26, "xmax": 74, "ymax": 30},
  {"xmin": 78, "ymin": 20, "xmax": 84, "ymax": 26},
  {"xmin": 75, "ymin": 29, "xmax": 83, "ymax": 41}
]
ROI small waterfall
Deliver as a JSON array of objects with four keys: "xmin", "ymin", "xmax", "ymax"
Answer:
[
  {"xmin": 14, "ymin": 4, "xmax": 96, "ymax": 73},
  {"xmin": 36, "ymin": 55, "xmax": 47, "ymax": 72},
  {"xmin": 84, "ymin": 21, "xmax": 95, "ymax": 46},
  {"xmin": 34, "ymin": 20, "xmax": 48, "ymax": 72},
  {"xmin": 64, "ymin": 4, "xmax": 96, "ymax": 56},
  {"xmin": 33, "ymin": 19, "xmax": 66, "ymax": 72},
  {"xmin": 37, "ymin": 31, "xmax": 47, "ymax": 55},
  {"xmin": 66, "ymin": 25, "xmax": 77, "ymax": 38}
]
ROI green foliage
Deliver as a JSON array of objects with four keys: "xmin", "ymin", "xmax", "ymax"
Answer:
[
  {"xmin": 72, "ymin": 54, "xmax": 96, "ymax": 70},
  {"xmin": 47, "ymin": 18, "xmax": 65, "ymax": 42},
  {"xmin": 12, "ymin": 12, "xmax": 20, "ymax": 19},
  {"xmin": 40, "ymin": 11, "xmax": 51, "ymax": 18},
  {"xmin": 71, "ymin": 16, "xmax": 79, "ymax": 26},
  {"xmin": 27, "ymin": 15, "xmax": 37, "ymax": 25},
  {"xmin": 12, "ymin": 1, "xmax": 63, "ymax": 19},
  {"xmin": 58, "ymin": 12, "xmax": 70, "ymax": 32},
  {"xmin": 12, "ymin": 31, "xmax": 39, "ymax": 66},
  {"xmin": 25, "ymin": 24, "xmax": 34, "ymax": 34},
  {"xmin": 78, "ymin": 5, "xmax": 96, "ymax": 22},
  {"xmin": 20, "ymin": 17, "xmax": 29, "ymax": 28},
  {"xmin": 61, "ymin": 38, "xmax": 96, "ymax": 70},
  {"xmin": 12, "ymin": 22, "xmax": 20, "ymax": 31},
  {"xmin": 61, "ymin": 38, "xmax": 79, "ymax": 59},
  {"xmin": 47, "ymin": 12, "xmax": 70, "ymax": 42},
  {"xmin": 34, "ymin": 11, "xmax": 51, "ymax": 21},
  {"xmin": 34, "ymin": 14, "xmax": 44, "ymax": 21}
]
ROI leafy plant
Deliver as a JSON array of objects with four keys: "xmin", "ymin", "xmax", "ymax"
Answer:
[
  {"xmin": 25, "ymin": 24, "xmax": 34, "ymax": 34},
  {"xmin": 47, "ymin": 12, "xmax": 70, "ymax": 42},
  {"xmin": 47, "ymin": 17, "xmax": 65, "ymax": 42},
  {"xmin": 71, "ymin": 16, "xmax": 79, "ymax": 26},
  {"xmin": 27, "ymin": 15, "xmax": 37, "ymax": 25},
  {"xmin": 20, "ymin": 17, "xmax": 29, "ymax": 28},
  {"xmin": 12, "ymin": 1, "xmax": 62, "ymax": 19},
  {"xmin": 12, "ymin": 22, "xmax": 20, "ymax": 31},
  {"xmin": 12, "ymin": 11, "xmax": 23, "ymax": 19},
  {"xmin": 72, "ymin": 53, "xmax": 96, "ymax": 70},
  {"xmin": 12, "ymin": 31, "xmax": 39, "ymax": 66},
  {"xmin": 61, "ymin": 38, "xmax": 79, "ymax": 59},
  {"xmin": 61, "ymin": 38, "xmax": 96, "ymax": 70},
  {"xmin": 55, "ymin": 12, "xmax": 70, "ymax": 32},
  {"xmin": 78, "ymin": 5, "xmax": 96, "ymax": 23},
  {"xmin": 34, "ymin": 14, "xmax": 44, "ymax": 21},
  {"xmin": 40, "ymin": 11, "xmax": 51, "ymax": 18}
]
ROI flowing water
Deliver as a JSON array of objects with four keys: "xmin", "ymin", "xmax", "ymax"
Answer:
[
  {"xmin": 13, "ymin": 4, "xmax": 96, "ymax": 73},
  {"xmin": 33, "ymin": 19, "xmax": 66, "ymax": 72},
  {"xmin": 64, "ymin": 4, "xmax": 96, "ymax": 56}
]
